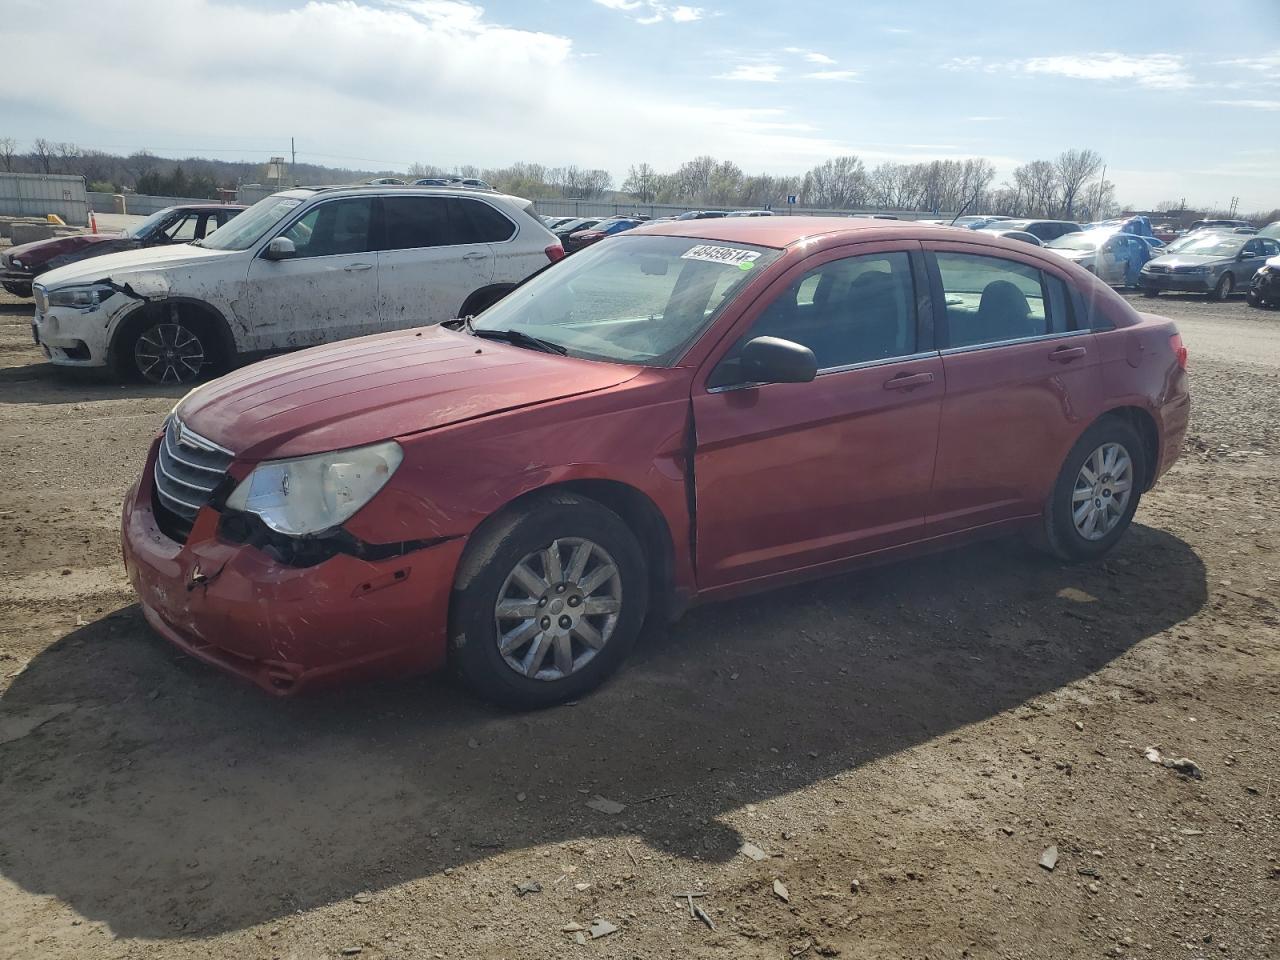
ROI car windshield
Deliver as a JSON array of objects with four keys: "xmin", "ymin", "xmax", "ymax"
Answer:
[
  {"xmin": 192, "ymin": 193, "xmax": 310, "ymax": 250},
  {"xmin": 1167, "ymin": 235, "xmax": 1244, "ymax": 257},
  {"xmin": 471, "ymin": 234, "xmax": 782, "ymax": 366},
  {"xmin": 1047, "ymin": 234, "xmax": 1097, "ymax": 251},
  {"xmin": 125, "ymin": 208, "xmax": 176, "ymax": 239}
]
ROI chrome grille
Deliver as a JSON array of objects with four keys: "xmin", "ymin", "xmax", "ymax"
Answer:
[
  {"xmin": 33, "ymin": 285, "xmax": 49, "ymax": 312},
  {"xmin": 1146, "ymin": 264, "xmax": 1168, "ymax": 274},
  {"xmin": 153, "ymin": 416, "xmax": 233, "ymax": 542}
]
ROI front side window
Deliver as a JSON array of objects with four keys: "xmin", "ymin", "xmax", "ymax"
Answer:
[
  {"xmin": 471, "ymin": 234, "xmax": 781, "ymax": 366},
  {"xmin": 721, "ymin": 252, "xmax": 918, "ymax": 375},
  {"xmin": 197, "ymin": 192, "xmax": 310, "ymax": 251},
  {"xmin": 936, "ymin": 252, "xmax": 1074, "ymax": 347},
  {"xmin": 281, "ymin": 198, "xmax": 374, "ymax": 258}
]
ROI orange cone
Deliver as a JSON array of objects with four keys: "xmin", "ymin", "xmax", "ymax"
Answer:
[{"xmin": 89, "ymin": 209, "xmax": 99, "ymax": 233}]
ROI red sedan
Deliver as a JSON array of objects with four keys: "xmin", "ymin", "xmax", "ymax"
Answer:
[{"xmin": 122, "ymin": 218, "xmax": 1190, "ymax": 706}]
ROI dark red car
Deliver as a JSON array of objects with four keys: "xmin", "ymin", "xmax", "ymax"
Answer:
[
  {"xmin": 121, "ymin": 218, "xmax": 1189, "ymax": 706},
  {"xmin": 1, "ymin": 203, "xmax": 244, "ymax": 297}
]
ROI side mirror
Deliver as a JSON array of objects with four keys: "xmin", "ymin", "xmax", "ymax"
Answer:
[
  {"xmin": 263, "ymin": 237, "xmax": 297, "ymax": 261},
  {"xmin": 740, "ymin": 336, "xmax": 817, "ymax": 385}
]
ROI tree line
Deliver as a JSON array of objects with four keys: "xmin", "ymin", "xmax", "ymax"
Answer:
[{"xmin": 2, "ymin": 136, "xmax": 1274, "ymax": 223}]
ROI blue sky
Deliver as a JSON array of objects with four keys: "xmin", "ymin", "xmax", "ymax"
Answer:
[{"xmin": 2, "ymin": 0, "xmax": 1278, "ymax": 211}]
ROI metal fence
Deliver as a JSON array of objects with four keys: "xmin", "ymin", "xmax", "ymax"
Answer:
[
  {"xmin": 531, "ymin": 198, "xmax": 949, "ymax": 221},
  {"xmin": 0, "ymin": 173, "xmax": 91, "ymax": 226}
]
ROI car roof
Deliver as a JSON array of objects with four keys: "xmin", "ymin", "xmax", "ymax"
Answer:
[
  {"xmin": 630, "ymin": 215, "xmax": 944, "ymax": 248},
  {"xmin": 167, "ymin": 203, "xmax": 247, "ymax": 211}
]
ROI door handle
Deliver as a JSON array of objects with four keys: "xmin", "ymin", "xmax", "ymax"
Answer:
[
  {"xmin": 462, "ymin": 251, "xmax": 487, "ymax": 261},
  {"xmin": 344, "ymin": 262, "xmax": 374, "ymax": 272},
  {"xmin": 883, "ymin": 371, "xmax": 935, "ymax": 391},
  {"xmin": 1049, "ymin": 345, "xmax": 1087, "ymax": 363}
]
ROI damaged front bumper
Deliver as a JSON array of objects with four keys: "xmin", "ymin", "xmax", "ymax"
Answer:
[{"xmin": 121, "ymin": 437, "xmax": 464, "ymax": 695}]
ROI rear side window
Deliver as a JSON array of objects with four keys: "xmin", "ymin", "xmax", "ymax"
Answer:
[
  {"xmin": 449, "ymin": 198, "xmax": 516, "ymax": 243},
  {"xmin": 936, "ymin": 253, "xmax": 1075, "ymax": 347},
  {"xmin": 381, "ymin": 196, "xmax": 451, "ymax": 249}
]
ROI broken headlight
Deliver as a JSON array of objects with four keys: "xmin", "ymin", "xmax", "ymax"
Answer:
[{"xmin": 224, "ymin": 441, "xmax": 403, "ymax": 537}]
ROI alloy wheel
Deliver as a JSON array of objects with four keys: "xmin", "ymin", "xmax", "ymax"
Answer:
[
  {"xmin": 1071, "ymin": 442, "xmax": 1134, "ymax": 541},
  {"xmin": 493, "ymin": 538, "xmax": 622, "ymax": 681},
  {"xmin": 134, "ymin": 322, "xmax": 206, "ymax": 384}
]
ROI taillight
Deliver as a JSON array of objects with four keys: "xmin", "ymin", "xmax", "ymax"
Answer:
[
  {"xmin": 1170, "ymin": 332, "xmax": 1187, "ymax": 369},
  {"xmin": 544, "ymin": 243, "xmax": 565, "ymax": 263}
]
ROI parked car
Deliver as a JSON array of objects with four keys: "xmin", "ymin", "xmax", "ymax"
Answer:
[
  {"xmin": 996, "ymin": 219, "xmax": 1082, "ymax": 243},
  {"xmin": 726, "ymin": 210, "xmax": 774, "ymax": 217},
  {"xmin": 1152, "ymin": 222, "xmax": 1182, "ymax": 244},
  {"xmin": 440, "ymin": 176, "xmax": 493, "ymax": 190},
  {"xmin": 1140, "ymin": 233, "xmax": 1280, "ymax": 300},
  {"xmin": 367, "ymin": 177, "xmax": 406, "ymax": 185},
  {"xmin": 1186, "ymin": 218, "xmax": 1253, "ymax": 234},
  {"xmin": 1044, "ymin": 229, "xmax": 1150, "ymax": 286},
  {"xmin": 32, "ymin": 186, "xmax": 562, "ymax": 383},
  {"xmin": 953, "ymin": 215, "xmax": 1012, "ymax": 230},
  {"xmin": 1258, "ymin": 221, "xmax": 1280, "ymax": 240},
  {"xmin": 1137, "ymin": 236, "xmax": 1166, "ymax": 252},
  {"xmin": 1, "ymin": 204, "xmax": 244, "ymax": 298},
  {"xmin": 1248, "ymin": 254, "xmax": 1280, "ymax": 308},
  {"xmin": 121, "ymin": 217, "xmax": 1189, "ymax": 706},
  {"xmin": 413, "ymin": 178, "xmax": 452, "ymax": 186},
  {"xmin": 542, "ymin": 216, "xmax": 577, "ymax": 230},
  {"xmin": 982, "ymin": 229, "xmax": 1043, "ymax": 246},
  {"xmin": 552, "ymin": 218, "xmax": 603, "ymax": 241},
  {"xmin": 676, "ymin": 210, "xmax": 729, "ymax": 220},
  {"xmin": 563, "ymin": 217, "xmax": 643, "ymax": 253}
]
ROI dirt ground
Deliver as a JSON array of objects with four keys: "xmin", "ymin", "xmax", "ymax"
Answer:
[{"xmin": 0, "ymin": 285, "xmax": 1277, "ymax": 960}]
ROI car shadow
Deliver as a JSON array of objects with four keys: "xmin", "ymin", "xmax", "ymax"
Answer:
[{"xmin": 0, "ymin": 524, "xmax": 1206, "ymax": 938}]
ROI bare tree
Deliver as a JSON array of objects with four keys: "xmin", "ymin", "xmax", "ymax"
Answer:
[
  {"xmin": 31, "ymin": 138, "xmax": 54, "ymax": 173},
  {"xmin": 622, "ymin": 163, "xmax": 659, "ymax": 203},
  {"xmin": 55, "ymin": 141, "xmax": 82, "ymax": 176},
  {"xmin": 801, "ymin": 155, "xmax": 868, "ymax": 208},
  {"xmin": 0, "ymin": 137, "xmax": 15, "ymax": 172},
  {"xmin": 1012, "ymin": 160, "xmax": 1059, "ymax": 217},
  {"xmin": 1054, "ymin": 148, "xmax": 1103, "ymax": 219}
]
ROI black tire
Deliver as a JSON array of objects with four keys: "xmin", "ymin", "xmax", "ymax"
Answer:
[
  {"xmin": 1247, "ymin": 289, "xmax": 1263, "ymax": 308},
  {"xmin": 1209, "ymin": 273, "xmax": 1234, "ymax": 301},
  {"xmin": 458, "ymin": 285, "xmax": 514, "ymax": 319},
  {"xmin": 1141, "ymin": 288, "xmax": 1160, "ymax": 298},
  {"xmin": 449, "ymin": 491, "xmax": 649, "ymax": 708},
  {"xmin": 1041, "ymin": 417, "xmax": 1146, "ymax": 563},
  {"xmin": 116, "ymin": 304, "xmax": 223, "ymax": 385},
  {"xmin": 2, "ymin": 281, "xmax": 33, "ymax": 298}
]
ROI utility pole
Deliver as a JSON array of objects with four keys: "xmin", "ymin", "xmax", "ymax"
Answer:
[{"xmin": 291, "ymin": 137, "xmax": 296, "ymax": 184}]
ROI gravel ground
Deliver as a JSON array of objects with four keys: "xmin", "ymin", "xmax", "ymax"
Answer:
[{"xmin": 0, "ymin": 286, "xmax": 1277, "ymax": 960}]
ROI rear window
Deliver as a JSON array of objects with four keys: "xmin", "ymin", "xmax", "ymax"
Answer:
[
  {"xmin": 450, "ymin": 198, "xmax": 516, "ymax": 243},
  {"xmin": 378, "ymin": 196, "xmax": 517, "ymax": 249}
]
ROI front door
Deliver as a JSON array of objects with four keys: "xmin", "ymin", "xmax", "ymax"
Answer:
[
  {"xmin": 692, "ymin": 245, "xmax": 942, "ymax": 590},
  {"xmin": 238, "ymin": 196, "xmax": 379, "ymax": 350},
  {"xmin": 925, "ymin": 244, "xmax": 1102, "ymax": 535}
]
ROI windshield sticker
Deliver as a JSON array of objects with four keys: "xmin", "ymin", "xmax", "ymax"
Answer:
[
  {"xmin": 276, "ymin": 199, "xmax": 303, "ymax": 209},
  {"xmin": 681, "ymin": 244, "xmax": 762, "ymax": 267}
]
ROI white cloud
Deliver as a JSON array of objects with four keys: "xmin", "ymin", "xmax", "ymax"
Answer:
[
  {"xmin": 716, "ymin": 63, "xmax": 782, "ymax": 82},
  {"xmin": 592, "ymin": 0, "xmax": 704, "ymax": 24},
  {"xmin": 945, "ymin": 52, "xmax": 1193, "ymax": 89},
  {"xmin": 1022, "ymin": 53, "xmax": 1192, "ymax": 89},
  {"xmin": 965, "ymin": 115, "xmax": 1005, "ymax": 122},
  {"xmin": 804, "ymin": 69, "xmax": 859, "ymax": 82},
  {"xmin": 1209, "ymin": 99, "xmax": 1280, "ymax": 111},
  {"xmin": 805, "ymin": 52, "xmax": 836, "ymax": 65},
  {"xmin": 1219, "ymin": 51, "xmax": 1280, "ymax": 74}
]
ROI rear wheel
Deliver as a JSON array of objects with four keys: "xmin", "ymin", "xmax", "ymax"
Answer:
[
  {"xmin": 1142, "ymin": 287, "xmax": 1160, "ymax": 298},
  {"xmin": 1209, "ymin": 273, "xmax": 1234, "ymax": 301},
  {"xmin": 1041, "ymin": 418, "xmax": 1146, "ymax": 562},
  {"xmin": 458, "ymin": 285, "xmax": 514, "ymax": 320},
  {"xmin": 449, "ymin": 492, "xmax": 649, "ymax": 708}
]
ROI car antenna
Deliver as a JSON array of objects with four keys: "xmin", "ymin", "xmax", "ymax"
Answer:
[{"xmin": 949, "ymin": 199, "xmax": 974, "ymax": 227}]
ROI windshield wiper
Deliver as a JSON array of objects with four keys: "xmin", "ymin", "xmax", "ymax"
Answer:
[{"xmin": 470, "ymin": 327, "xmax": 568, "ymax": 356}]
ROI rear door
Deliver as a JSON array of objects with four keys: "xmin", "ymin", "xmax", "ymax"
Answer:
[
  {"xmin": 692, "ymin": 243, "xmax": 943, "ymax": 589},
  {"xmin": 924, "ymin": 243, "xmax": 1101, "ymax": 536},
  {"xmin": 374, "ymin": 195, "xmax": 495, "ymax": 329},
  {"xmin": 238, "ymin": 196, "xmax": 379, "ymax": 349}
]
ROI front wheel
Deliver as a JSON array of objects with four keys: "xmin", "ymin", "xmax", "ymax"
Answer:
[
  {"xmin": 1209, "ymin": 273, "xmax": 1234, "ymax": 301},
  {"xmin": 1141, "ymin": 287, "xmax": 1160, "ymax": 298},
  {"xmin": 2, "ymin": 281, "xmax": 32, "ymax": 298},
  {"xmin": 129, "ymin": 316, "xmax": 211, "ymax": 384},
  {"xmin": 1041, "ymin": 418, "xmax": 1146, "ymax": 562},
  {"xmin": 449, "ymin": 492, "xmax": 649, "ymax": 708}
]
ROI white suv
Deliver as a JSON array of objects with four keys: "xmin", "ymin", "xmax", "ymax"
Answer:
[{"xmin": 32, "ymin": 185, "xmax": 563, "ymax": 383}]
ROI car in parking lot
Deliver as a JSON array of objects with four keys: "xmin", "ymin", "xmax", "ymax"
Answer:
[
  {"xmin": 1044, "ymin": 229, "xmax": 1150, "ymax": 286},
  {"xmin": 676, "ymin": 210, "xmax": 729, "ymax": 220},
  {"xmin": 995, "ymin": 219, "xmax": 1082, "ymax": 243},
  {"xmin": 1, "ymin": 203, "xmax": 244, "ymax": 298},
  {"xmin": 726, "ymin": 210, "xmax": 774, "ymax": 217},
  {"xmin": 1249, "ymin": 253, "xmax": 1280, "ymax": 308},
  {"xmin": 32, "ymin": 185, "xmax": 561, "ymax": 383},
  {"xmin": 551, "ymin": 217, "xmax": 604, "ymax": 241},
  {"xmin": 1140, "ymin": 232, "xmax": 1280, "ymax": 300},
  {"xmin": 563, "ymin": 217, "xmax": 643, "ymax": 253},
  {"xmin": 981, "ymin": 229, "xmax": 1042, "ymax": 246},
  {"xmin": 120, "ymin": 217, "xmax": 1189, "ymax": 706}
]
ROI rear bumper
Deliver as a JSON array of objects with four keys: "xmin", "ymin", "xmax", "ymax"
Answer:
[
  {"xmin": 121, "ymin": 441, "xmax": 464, "ymax": 695},
  {"xmin": 1140, "ymin": 273, "xmax": 1212, "ymax": 293}
]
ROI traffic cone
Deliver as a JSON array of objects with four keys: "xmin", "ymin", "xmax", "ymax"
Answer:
[{"xmin": 89, "ymin": 209, "xmax": 99, "ymax": 234}]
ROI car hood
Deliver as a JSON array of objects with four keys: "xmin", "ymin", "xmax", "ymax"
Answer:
[
  {"xmin": 1049, "ymin": 247, "xmax": 1096, "ymax": 258},
  {"xmin": 5, "ymin": 232, "xmax": 128, "ymax": 267},
  {"xmin": 1146, "ymin": 254, "xmax": 1222, "ymax": 268},
  {"xmin": 36, "ymin": 243, "xmax": 239, "ymax": 290},
  {"xmin": 177, "ymin": 326, "xmax": 643, "ymax": 461}
]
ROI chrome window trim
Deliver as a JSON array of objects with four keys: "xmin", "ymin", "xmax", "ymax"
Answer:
[{"xmin": 939, "ymin": 327, "xmax": 1092, "ymax": 357}]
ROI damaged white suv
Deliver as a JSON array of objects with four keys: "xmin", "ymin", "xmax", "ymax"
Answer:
[{"xmin": 32, "ymin": 185, "xmax": 563, "ymax": 383}]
